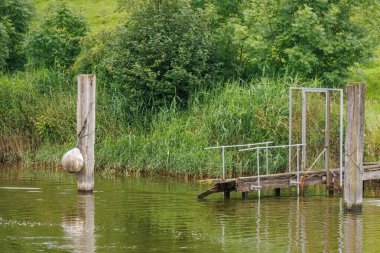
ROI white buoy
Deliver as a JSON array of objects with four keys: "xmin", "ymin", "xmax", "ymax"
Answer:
[{"xmin": 62, "ymin": 148, "xmax": 84, "ymax": 173}]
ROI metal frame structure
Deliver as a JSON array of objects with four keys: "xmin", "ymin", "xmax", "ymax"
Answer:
[
  {"xmin": 288, "ymin": 87, "xmax": 344, "ymax": 186},
  {"xmin": 239, "ymin": 143, "xmax": 306, "ymax": 195},
  {"xmin": 205, "ymin": 141, "xmax": 273, "ymax": 180}
]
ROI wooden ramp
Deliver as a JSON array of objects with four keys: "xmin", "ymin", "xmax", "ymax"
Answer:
[{"xmin": 198, "ymin": 163, "xmax": 380, "ymax": 199}]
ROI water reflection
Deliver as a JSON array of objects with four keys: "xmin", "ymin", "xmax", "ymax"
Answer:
[
  {"xmin": 210, "ymin": 194, "xmax": 366, "ymax": 252},
  {"xmin": 344, "ymin": 212, "xmax": 362, "ymax": 253},
  {"xmin": 62, "ymin": 194, "xmax": 95, "ymax": 253}
]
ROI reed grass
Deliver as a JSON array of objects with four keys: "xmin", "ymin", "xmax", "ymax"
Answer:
[{"xmin": 0, "ymin": 70, "xmax": 379, "ymax": 178}]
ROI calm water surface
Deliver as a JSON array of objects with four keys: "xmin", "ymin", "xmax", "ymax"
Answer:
[{"xmin": 0, "ymin": 169, "xmax": 380, "ymax": 252}]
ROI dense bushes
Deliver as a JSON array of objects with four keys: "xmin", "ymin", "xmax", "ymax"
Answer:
[
  {"xmin": 0, "ymin": 0, "xmax": 33, "ymax": 71},
  {"xmin": 1, "ymin": 0, "xmax": 380, "ymax": 174},
  {"xmin": 24, "ymin": 4, "xmax": 88, "ymax": 69},
  {"xmin": 77, "ymin": 0, "xmax": 217, "ymax": 109},
  {"xmin": 231, "ymin": 0, "xmax": 376, "ymax": 84}
]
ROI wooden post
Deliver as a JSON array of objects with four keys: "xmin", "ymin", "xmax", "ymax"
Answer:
[
  {"xmin": 77, "ymin": 75, "xmax": 96, "ymax": 192},
  {"xmin": 274, "ymin": 188, "xmax": 281, "ymax": 196},
  {"xmin": 62, "ymin": 194, "xmax": 95, "ymax": 252},
  {"xmin": 344, "ymin": 83, "xmax": 365, "ymax": 211},
  {"xmin": 242, "ymin": 192, "xmax": 249, "ymax": 200},
  {"xmin": 344, "ymin": 213, "xmax": 362, "ymax": 252}
]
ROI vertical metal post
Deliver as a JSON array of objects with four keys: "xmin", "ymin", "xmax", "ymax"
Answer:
[
  {"xmin": 289, "ymin": 89, "xmax": 293, "ymax": 173},
  {"xmin": 297, "ymin": 145, "xmax": 300, "ymax": 196},
  {"xmin": 222, "ymin": 146, "xmax": 225, "ymax": 180},
  {"xmin": 257, "ymin": 149, "xmax": 260, "ymax": 187},
  {"xmin": 325, "ymin": 91, "xmax": 331, "ymax": 188},
  {"xmin": 339, "ymin": 90, "xmax": 344, "ymax": 187},
  {"xmin": 301, "ymin": 90, "xmax": 307, "ymax": 172},
  {"xmin": 266, "ymin": 143, "xmax": 269, "ymax": 175}
]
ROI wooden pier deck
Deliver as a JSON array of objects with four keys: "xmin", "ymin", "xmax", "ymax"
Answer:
[{"xmin": 198, "ymin": 163, "xmax": 380, "ymax": 199}]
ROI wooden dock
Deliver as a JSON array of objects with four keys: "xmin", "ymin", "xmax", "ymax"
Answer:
[{"xmin": 198, "ymin": 163, "xmax": 380, "ymax": 199}]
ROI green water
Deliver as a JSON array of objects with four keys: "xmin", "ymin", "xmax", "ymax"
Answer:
[{"xmin": 0, "ymin": 169, "xmax": 380, "ymax": 253}]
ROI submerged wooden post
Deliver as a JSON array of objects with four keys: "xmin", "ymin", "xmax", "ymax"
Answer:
[
  {"xmin": 344, "ymin": 213, "xmax": 362, "ymax": 252},
  {"xmin": 77, "ymin": 75, "xmax": 96, "ymax": 192},
  {"xmin": 344, "ymin": 83, "xmax": 365, "ymax": 211}
]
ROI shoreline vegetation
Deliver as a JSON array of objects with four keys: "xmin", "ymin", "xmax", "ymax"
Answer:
[
  {"xmin": 1, "ymin": 0, "xmax": 379, "ymax": 179},
  {"xmin": 1, "ymin": 72, "xmax": 379, "ymax": 179}
]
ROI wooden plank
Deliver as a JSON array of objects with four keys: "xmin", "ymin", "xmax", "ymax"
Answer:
[
  {"xmin": 363, "ymin": 170, "xmax": 380, "ymax": 180},
  {"xmin": 77, "ymin": 75, "xmax": 96, "ymax": 192},
  {"xmin": 344, "ymin": 83, "xmax": 365, "ymax": 211},
  {"xmin": 237, "ymin": 174, "xmax": 327, "ymax": 191},
  {"xmin": 197, "ymin": 163, "xmax": 380, "ymax": 198},
  {"xmin": 198, "ymin": 186, "xmax": 218, "ymax": 199}
]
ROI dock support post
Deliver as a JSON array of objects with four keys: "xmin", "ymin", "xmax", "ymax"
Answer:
[
  {"xmin": 224, "ymin": 191, "xmax": 230, "ymax": 199},
  {"xmin": 344, "ymin": 83, "xmax": 365, "ymax": 212},
  {"xmin": 77, "ymin": 75, "xmax": 96, "ymax": 193},
  {"xmin": 274, "ymin": 188, "xmax": 281, "ymax": 196},
  {"xmin": 242, "ymin": 192, "xmax": 249, "ymax": 200}
]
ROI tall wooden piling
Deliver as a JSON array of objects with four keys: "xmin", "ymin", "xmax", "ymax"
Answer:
[
  {"xmin": 77, "ymin": 75, "xmax": 96, "ymax": 192},
  {"xmin": 344, "ymin": 83, "xmax": 365, "ymax": 211}
]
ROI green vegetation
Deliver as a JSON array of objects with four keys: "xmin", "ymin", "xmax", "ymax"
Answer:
[
  {"xmin": 25, "ymin": 4, "xmax": 89, "ymax": 69},
  {"xmin": 0, "ymin": 0, "xmax": 379, "ymax": 177},
  {"xmin": 0, "ymin": 0, "xmax": 33, "ymax": 71},
  {"xmin": 34, "ymin": 0, "xmax": 127, "ymax": 34}
]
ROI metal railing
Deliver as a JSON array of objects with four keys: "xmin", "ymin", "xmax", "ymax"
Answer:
[
  {"xmin": 205, "ymin": 141, "xmax": 273, "ymax": 180},
  {"xmin": 239, "ymin": 143, "xmax": 306, "ymax": 194}
]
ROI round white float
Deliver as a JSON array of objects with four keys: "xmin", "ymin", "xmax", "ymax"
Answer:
[{"xmin": 61, "ymin": 148, "xmax": 84, "ymax": 173}]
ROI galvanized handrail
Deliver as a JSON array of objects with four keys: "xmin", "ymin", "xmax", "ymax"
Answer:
[
  {"xmin": 239, "ymin": 143, "xmax": 306, "ymax": 195},
  {"xmin": 239, "ymin": 143, "xmax": 306, "ymax": 152},
  {"xmin": 204, "ymin": 141, "xmax": 273, "ymax": 180},
  {"xmin": 204, "ymin": 141, "xmax": 273, "ymax": 150}
]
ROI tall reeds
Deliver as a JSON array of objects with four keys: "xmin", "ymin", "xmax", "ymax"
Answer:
[{"xmin": 1, "ymin": 71, "xmax": 379, "ymax": 178}]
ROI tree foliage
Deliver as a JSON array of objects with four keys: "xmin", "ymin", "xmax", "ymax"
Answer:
[
  {"xmin": 231, "ymin": 0, "xmax": 376, "ymax": 84},
  {"xmin": 24, "ymin": 4, "xmax": 88, "ymax": 69},
  {"xmin": 77, "ymin": 0, "xmax": 217, "ymax": 109},
  {"xmin": 0, "ymin": 0, "xmax": 33, "ymax": 71}
]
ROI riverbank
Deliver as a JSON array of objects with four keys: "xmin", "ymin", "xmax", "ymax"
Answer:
[{"xmin": 1, "ymin": 70, "xmax": 379, "ymax": 178}]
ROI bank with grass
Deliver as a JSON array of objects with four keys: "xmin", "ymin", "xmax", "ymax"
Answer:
[{"xmin": 1, "ymin": 0, "xmax": 380, "ymax": 178}]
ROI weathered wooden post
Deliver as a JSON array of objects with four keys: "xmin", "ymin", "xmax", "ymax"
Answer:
[
  {"xmin": 77, "ymin": 75, "xmax": 96, "ymax": 192},
  {"xmin": 62, "ymin": 194, "xmax": 95, "ymax": 252},
  {"xmin": 344, "ymin": 213, "xmax": 362, "ymax": 252},
  {"xmin": 344, "ymin": 83, "xmax": 365, "ymax": 211}
]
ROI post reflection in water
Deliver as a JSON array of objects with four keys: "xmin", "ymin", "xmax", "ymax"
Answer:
[
  {"xmin": 256, "ymin": 198, "xmax": 261, "ymax": 252},
  {"xmin": 62, "ymin": 193, "xmax": 95, "ymax": 253},
  {"xmin": 343, "ymin": 211, "xmax": 362, "ymax": 253},
  {"xmin": 246, "ymin": 195, "xmax": 362, "ymax": 252}
]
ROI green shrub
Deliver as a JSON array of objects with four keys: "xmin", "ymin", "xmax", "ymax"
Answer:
[
  {"xmin": 24, "ymin": 4, "xmax": 88, "ymax": 69},
  {"xmin": 0, "ymin": 0, "xmax": 33, "ymax": 71},
  {"xmin": 77, "ymin": 0, "xmax": 218, "ymax": 110},
  {"xmin": 0, "ymin": 22, "xmax": 9, "ymax": 70},
  {"xmin": 231, "ymin": 0, "xmax": 377, "ymax": 84}
]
